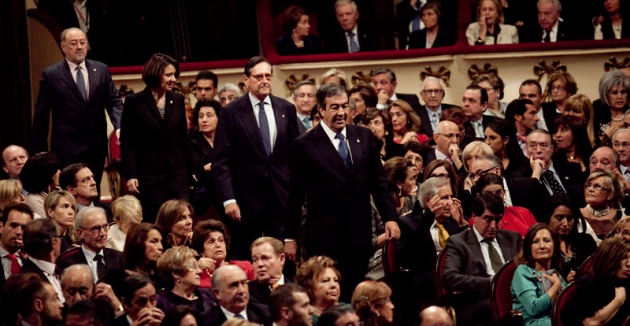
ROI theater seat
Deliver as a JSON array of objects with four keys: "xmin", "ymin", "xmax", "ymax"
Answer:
[
  {"xmin": 551, "ymin": 282, "xmax": 579, "ymax": 326},
  {"xmin": 382, "ymin": 238, "xmax": 398, "ymax": 285},
  {"xmin": 576, "ymin": 254, "xmax": 594, "ymax": 280},
  {"xmin": 106, "ymin": 130, "xmax": 126, "ymax": 199},
  {"xmin": 490, "ymin": 260, "xmax": 523, "ymax": 325}
]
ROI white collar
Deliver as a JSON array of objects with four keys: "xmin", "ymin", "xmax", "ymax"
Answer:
[{"xmin": 221, "ymin": 306, "xmax": 248, "ymax": 320}]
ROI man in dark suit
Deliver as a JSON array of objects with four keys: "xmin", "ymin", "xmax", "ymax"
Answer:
[
  {"xmin": 56, "ymin": 207, "xmax": 122, "ymax": 279},
  {"xmin": 0, "ymin": 204, "xmax": 33, "ymax": 288},
  {"xmin": 522, "ymin": 0, "xmax": 579, "ymax": 42},
  {"xmin": 285, "ymin": 83, "xmax": 401, "ymax": 300},
  {"xmin": 213, "ymin": 56, "xmax": 299, "ymax": 260},
  {"xmin": 370, "ymin": 67, "xmax": 421, "ymax": 112},
  {"xmin": 418, "ymin": 77, "xmax": 459, "ymax": 138},
  {"xmin": 528, "ymin": 129, "xmax": 585, "ymax": 197},
  {"xmin": 249, "ymin": 237, "xmax": 291, "ymax": 306},
  {"xmin": 21, "ymin": 218, "xmax": 65, "ymax": 303},
  {"xmin": 519, "ymin": 80, "xmax": 557, "ymax": 134},
  {"xmin": 462, "ymin": 85, "xmax": 497, "ymax": 141},
  {"xmin": 269, "ymin": 283, "xmax": 312, "ymax": 326},
  {"xmin": 292, "ymin": 81, "xmax": 317, "ymax": 135},
  {"xmin": 326, "ymin": 0, "xmax": 383, "ymax": 53},
  {"xmin": 33, "ymin": 28, "xmax": 123, "ymax": 195},
  {"xmin": 59, "ymin": 163, "xmax": 113, "ymax": 221},
  {"xmin": 210, "ymin": 265, "xmax": 270, "ymax": 326},
  {"xmin": 4, "ymin": 273, "xmax": 64, "ymax": 326},
  {"xmin": 442, "ymin": 192, "xmax": 522, "ymax": 326}
]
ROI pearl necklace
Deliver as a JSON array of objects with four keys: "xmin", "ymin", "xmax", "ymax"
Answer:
[
  {"xmin": 611, "ymin": 112, "xmax": 626, "ymax": 122},
  {"xmin": 586, "ymin": 204, "xmax": 610, "ymax": 218}
]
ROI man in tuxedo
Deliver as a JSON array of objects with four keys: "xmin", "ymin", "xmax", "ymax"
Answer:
[
  {"xmin": 1, "ymin": 145, "xmax": 28, "ymax": 180},
  {"xmin": 210, "ymin": 265, "xmax": 270, "ymax": 326},
  {"xmin": 59, "ymin": 163, "xmax": 112, "ymax": 220},
  {"xmin": 327, "ymin": 0, "xmax": 382, "ymax": 53},
  {"xmin": 427, "ymin": 121, "xmax": 464, "ymax": 171},
  {"xmin": 527, "ymin": 129, "xmax": 585, "ymax": 197},
  {"xmin": 0, "ymin": 203, "xmax": 33, "ymax": 287},
  {"xmin": 505, "ymin": 99, "xmax": 540, "ymax": 157},
  {"xmin": 285, "ymin": 83, "xmax": 400, "ymax": 300},
  {"xmin": 56, "ymin": 207, "xmax": 122, "ymax": 280},
  {"xmin": 194, "ymin": 70, "xmax": 219, "ymax": 102},
  {"xmin": 213, "ymin": 56, "xmax": 299, "ymax": 260},
  {"xmin": 370, "ymin": 67, "xmax": 421, "ymax": 111},
  {"xmin": 249, "ymin": 237, "xmax": 289, "ymax": 305},
  {"xmin": 32, "ymin": 28, "xmax": 123, "ymax": 195},
  {"xmin": 519, "ymin": 80, "xmax": 557, "ymax": 133},
  {"xmin": 418, "ymin": 77, "xmax": 459, "ymax": 138},
  {"xmin": 21, "ymin": 218, "xmax": 65, "ymax": 304},
  {"xmin": 462, "ymin": 85, "xmax": 497, "ymax": 141},
  {"xmin": 292, "ymin": 81, "xmax": 317, "ymax": 135},
  {"xmin": 442, "ymin": 192, "xmax": 521, "ymax": 326},
  {"xmin": 269, "ymin": 283, "xmax": 312, "ymax": 326},
  {"xmin": 469, "ymin": 154, "xmax": 552, "ymax": 221}
]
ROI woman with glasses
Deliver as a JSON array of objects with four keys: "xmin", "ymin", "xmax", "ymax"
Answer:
[
  {"xmin": 548, "ymin": 194, "xmax": 597, "ymax": 282},
  {"xmin": 44, "ymin": 190, "xmax": 78, "ymax": 253},
  {"xmin": 471, "ymin": 174, "xmax": 536, "ymax": 237},
  {"xmin": 388, "ymin": 100, "xmax": 429, "ymax": 145},
  {"xmin": 542, "ymin": 72, "xmax": 578, "ymax": 115},
  {"xmin": 461, "ymin": 141, "xmax": 493, "ymax": 192},
  {"xmin": 581, "ymin": 170, "xmax": 624, "ymax": 239},
  {"xmin": 484, "ymin": 118, "xmax": 531, "ymax": 178},
  {"xmin": 121, "ymin": 53, "xmax": 190, "ymax": 222},
  {"xmin": 156, "ymin": 246, "xmax": 217, "ymax": 324},
  {"xmin": 423, "ymin": 159, "xmax": 460, "ymax": 198},
  {"xmin": 363, "ymin": 108, "xmax": 403, "ymax": 163},
  {"xmin": 594, "ymin": 70, "xmax": 630, "ymax": 144},
  {"xmin": 473, "ymin": 74, "xmax": 507, "ymax": 118}
]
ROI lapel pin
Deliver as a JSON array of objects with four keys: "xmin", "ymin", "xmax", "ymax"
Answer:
[
  {"xmin": 356, "ymin": 139, "xmax": 360, "ymax": 143},
  {"xmin": 170, "ymin": 100, "xmax": 173, "ymax": 104},
  {"xmin": 93, "ymin": 68, "xmax": 96, "ymax": 72},
  {"xmin": 564, "ymin": 176, "xmax": 568, "ymax": 180},
  {"xmin": 282, "ymin": 114, "xmax": 285, "ymax": 118}
]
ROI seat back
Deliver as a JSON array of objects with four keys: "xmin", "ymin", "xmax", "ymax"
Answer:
[
  {"xmin": 576, "ymin": 254, "xmax": 594, "ymax": 280},
  {"xmin": 490, "ymin": 260, "xmax": 517, "ymax": 322},
  {"xmin": 435, "ymin": 248, "xmax": 449, "ymax": 299},
  {"xmin": 106, "ymin": 131, "xmax": 125, "ymax": 199},
  {"xmin": 551, "ymin": 282, "xmax": 579, "ymax": 326},
  {"xmin": 382, "ymin": 238, "xmax": 398, "ymax": 283}
]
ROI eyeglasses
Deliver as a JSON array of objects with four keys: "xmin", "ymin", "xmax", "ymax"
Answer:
[
  {"xmin": 436, "ymin": 133, "xmax": 462, "ymax": 140},
  {"xmin": 81, "ymin": 223, "xmax": 109, "ymax": 235},
  {"xmin": 469, "ymin": 166, "xmax": 496, "ymax": 179},
  {"xmin": 431, "ymin": 173, "xmax": 450, "ymax": 179},
  {"xmin": 584, "ymin": 182, "xmax": 611, "ymax": 191},
  {"xmin": 250, "ymin": 74, "xmax": 272, "ymax": 81},
  {"xmin": 551, "ymin": 85, "xmax": 566, "ymax": 91},
  {"xmin": 422, "ymin": 89, "xmax": 443, "ymax": 95},
  {"xmin": 184, "ymin": 263, "xmax": 200, "ymax": 271},
  {"xmin": 527, "ymin": 142, "xmax": 550, "ymax": 150}
]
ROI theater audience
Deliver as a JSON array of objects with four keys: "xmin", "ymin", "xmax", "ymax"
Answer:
[
  {"xmin": 418, "ymin": 77, "xmax": 460, "ymax": 140},
  {"xmin": 389, "ymin": 100, "xmax": 429, "ymax": 144},
  {"xmin": 218, "ymin": 83, "xmax": 242, "ymax": 107},
  {"xmin": 511, "ymin": 223, "xmax": 567, "ymax": 326},
  {"xmin": 461, "ymin": 141, "xmax": 493, "ymax": 173},
  {"xmin": 249, "ymin": 237, "xmax": 289, "ymax": 305},
  {"xmin": 21, "ymin": 152, "xmax": 61, "ymax": 219},
  {"xmin": 189, "ymin": 100, "xmax": 221, "ymax": 220},
  {"xmin": 319, "ymin": 68, "xmax": 348, "ymax": 89},
  {"xmin": 118, "ymin": 223, "xmax": 165, "ymax": 290},
  {"xmin": 612, "ymin": 216, "xmax": 630, "ymax": 240},
  {"xmin": 594, "ymin": 0, "xmax": 629, "ymax": 39},
  {"xmin": 44, "ymin": 190, "xmax": 77, "ymax": 253},
  {"xmin": 276, "ymin": 5, "xmax": 321, "ymax": 55},
  {"xmin": 363, "ymin": 108, "xmax": 402, "ymax": 162},
  {"xmin": 108, "ymin": 195, "xmax": 143, "ymax": 252},
  {"xmin": 155, "ymin": 199, "xmax": 194, "ymax": 248},
  {"xmin": 0, "ymin": 203, "xmax": 32, "ymax": 286},
  {"xmin": 553, "ymin": 115, "xmax": 592, "ymax": 173},
  {"xmin": 466, "ymin": 0, "xmax": 518, "ymax": 45},
  {"xmin": 542, "ymin": 72, "xmax": 578, "ymax": 115},
  {"xmin": 1, "ymin": 145, "xmax": 28, "ymax": 181},
  {"xmin": 595, "ymin": 70, "xmax": 630, "ymax": 143},
  {"xmin": 563, "ymin": 94, "xmax": 597, "ymax": 148},
  {"xmin": 418, "ymin": 306, "xmax": 454, "ymax": 326},
  {"xmin": 423, "ymin": 159, "xmax": 461, "ymax": 199},
  {"xmin": 58, "ymin": 163, "xmax": 101, "ymax": 212},
  {"xmin": 115, "ymin": 274, "xmax": 164, "ymax": 326},
  {"xmin": 0, "ymin": 179, "xmax": 26, "ymax": 210},
  {"xmin": 408, "ymin": 1, "xmax": 456, "ymax": 49},
  {"xmin": 60, "ymin": 264, "xmax": 124, "ymax": 316},
  {"xmin": 351, "ymin": 280, "xmax": 394, "ymax": 326},
  {"xmin": 581, "ymin": 169, "xmax": 624, "ymax": 238},
  {"xmin": 561, "ymin": 237, "xmax": 630, "ymax": 325},
  {"xmin": 384, "ymin": 157, "xmax": 419, "ymax": 216},
  {"xmin": 156, "ymin": 246, "xmax": 216, "ymax": 324},
  {"xmin": 429, "ymin": 120, "xmax": 465, "ymax": 171},
  {"xmin": 269, "ymin": 283, "xmax": 313, "ymax": 326},
  {"xmin": 191, "ymin": 219, "xmax": 254, "ymax": 288},
  {"xmin": 473, "ymin": 74, "xmax": 506, "ymax": 118},
  {"xmin": 328, "ymin": 0, "xmax": 382, "ymax": 53},
  {"xmin": 348, "ymin": 84, "xmax": 377, "ymax": 124},
  {"xmin": 161, "ymin": 305, "xmax": 202, "ymax": 326},
  {"xmin": 484, "ymin": 118, "xmax": 532, "ymax": 178},
  {"xmin": 295, "ymin": 256, "xmax": 342, "ymax": 324},
  {"xmin": 4, "ymin": 273, "xmax": 63, "ymax": 326},
  {"xmin": 194, "ymin": 70, "xmax": 218, "ymax": 102}
]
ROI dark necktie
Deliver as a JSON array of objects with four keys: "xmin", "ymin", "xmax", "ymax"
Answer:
[
  {"xmin": 302, "ymin": 117, "xmax": 312, "ymax": 129},
  {"xmin": 94, "ymin": 254, "xmax": 106, "ymax": 279},
  {"xmin": 234, "ymin": 314, "xmax": 245, "ymax": 320},
  {"xmin": 336, "ymin": 133, "xmax": 352, "ymax": 169},
  {"xmin": 543, "ymin": 170, "xmax": 566, "ymax": 194},
  {"xmin": 484, "ymin": 239, "xmax": 504, "ymax": 274},
  {"xmin": 258, "ymin": 102, "xmax": 271, "ymax": 157},
  {"xmin": 75, "ymin": 66, "xmax": 87, "ymax": 100},
  {"xmin": 6, "ymin": 253, "xmax": 20, "ymax": 275},
  {"xmin": 347, "ymin": 31, "xmax": 360, "ymax": 53},
  {"xmin": 543, "ymin": 31, "xmax": 551, "ymax": 43}
]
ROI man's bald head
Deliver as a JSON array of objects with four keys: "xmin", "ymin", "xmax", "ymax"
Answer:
[
  {"xmin": 419, "ymin": 306, "xmax": 454, "ymax": 326},
  {"xmin": 2, "ymin": 145, "xmax": 28, "ymax": 179}
]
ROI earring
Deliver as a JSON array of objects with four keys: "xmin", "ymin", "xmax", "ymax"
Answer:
[
  {"xmin": 176, "ymin": 278, "xmax": 181, "ymax": 283},
  {"xmin": 398, "ymin": 187, "xmax": 402, "ymax": 196}
]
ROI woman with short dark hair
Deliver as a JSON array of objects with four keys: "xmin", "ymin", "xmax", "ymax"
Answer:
[
  {"xmin": 275, "ymin": 5, "xmax": 321, "ymax": 55},
  {"xmin": 120, "ymin": 53, "xmax": 190, "ymax": 222}
]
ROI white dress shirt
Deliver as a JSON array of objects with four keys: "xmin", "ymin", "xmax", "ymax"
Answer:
[{"xmin": 472, "ymin": 227, "xmax": 505, "ymax": 276}]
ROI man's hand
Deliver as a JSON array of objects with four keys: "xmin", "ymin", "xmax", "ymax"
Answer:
[
  {"xmin": 127, "ymin": 179, "xmax": 140, "ymax": 193},
  {"xmin": 529, "ymin": 155, "xmax": 544, "ymax": 180},
  {"xmin": 451, "ymin": 198, "xmax": 466, "ymax": 226},
  {"xmin": 93, "ymin": 282, "xmax": 122, "ymax": 310},
  {"xmin": 377, "ymin": 90, "xmax": 390, "ymax": 105},
  {"xmin": 384, "ymin": 221, "xmax": 401, "ymax": 240},
  {"xmin": 225, "ymin": 203, "xmax": 241, "ymax": 222},
  {"xmin": 427, "ymin": 194, "xmax": 445, "ymax": 216},
  {"xmin": 132, "ymin": 307, "xmax": 164, "ymax": 326},
  {"xmin": 198, "ymin": 257, "xmax": 217, "ymax": 272},
  {"xmin": 284, "ymin": 241, "xmax": 297, "ymax": 261}
]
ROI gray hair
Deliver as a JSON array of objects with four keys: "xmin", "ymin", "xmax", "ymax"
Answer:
[
  {"xmin": 60, "ymin": 264, "xmax": 94, "ymax": 284},
  {"xmin": 75, "ymin": 206, "xmax": 107, "ymax": 229},
  {"xmin": 537, "ymin": 0, "xmax": 561, "ymax": 12},
  {"xmin": 217, "ymin": 83, "xmax": 242, "ymax": 97},
  {"xmin": 370, "ymin": 67, "xmax": 397, "ymax": 83},
  {"xmin": 421, "ymin": 76, "xmax": 446, "ymax": 91},
  {"xmin": 60, "ymin": 27, "xmax": 86, "ymax": 43},
  {"xmin": 292, "ymin": 80, "xmax": 317, "ymax": 98},
  {"xmin": 335, "ymin": 0, "xmax": 358, "ymax": 12},
  {"xmin": 418, "ymin": 177, "xmax": 450, "ymax": 209},
  {"xmin": 613, "ymin": 127, "xmax": 630, "ymax": 141},
  {"xmin": 599, "ymin": 70, "xmax": 630, "ymax": 108}
]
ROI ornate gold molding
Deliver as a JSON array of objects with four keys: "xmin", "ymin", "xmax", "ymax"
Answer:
[
  {"xmin": 420, "ymin": 66, "xmax": 451, "ymax": 87},
  {"xmin": 533, "ymin": 60, "xmax": 567, "ymax": 82},
  {"xmin": 467, "ymin": 63, "xmax": 498, "ymax": 81}
]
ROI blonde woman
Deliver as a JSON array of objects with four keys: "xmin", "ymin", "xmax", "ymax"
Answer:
[
  {"xmin": 44, "ymin": 190, "xmax": 78, "ymax": 253},
  {"xmin": 107, "ymin": 195, "xmax": 143, "ymax": 252}
]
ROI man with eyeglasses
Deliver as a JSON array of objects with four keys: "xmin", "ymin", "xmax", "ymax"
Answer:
[
  {"xmin": 429, "ymin": 121, "xmax": 464, "ymax": 171},
  {"xmin": 56, "ymin": 207, "xmax": 122, "ymax": 282},
  {"xmin": 418, "ymin": 77, "xmax": 460, "ymax": 138},
  {"xmin": 442, "ymin": 192, "xmax": 521, "ymax": 326},
  {"xmin": 59, "ymin": 162, "xmax": 113, "ymax": 222},
  {"xmin": 527, "ymin": 129, "xmax": 585, "ymax": 199},
  {"xmin": 213, "ymin": 56, "xmax": 299, "ymax": 261},
  {"xmin": 505, "ymin": 98, "xmax": 540, "ymax": 157},
  {"xmin": 518, "ymin": 80, "xmax": 557, "ymax": 133},
  {"xmin": 461, "ymin": 85, "xmax": 497, "ymax": 141},
  {"xmin": 612, "ymin": 129, "xmax": 630, "ymax": 182}
]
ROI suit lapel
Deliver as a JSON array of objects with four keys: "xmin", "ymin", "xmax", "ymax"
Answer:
[
  {"xmin": 311, "ymin": 126, "xmax": 349, "ymax": 179},
  {"xmin": 85, "ymin": 60, "xmax": 98, "ymax": 102},
  {"xmin": 236, "ymin": 97, "xmax": 268, "ymax": 159},
  {"xmin": 271, "ymin": 96, "xmax": 286, "ymax": 153},
  {"xmin": 141, "ymin": 88, "xmax": 164, "ymax": 124},
  {"xmin": 347, "ymin": 126, "xmax": 363, "ymax": 175},
  {"xmin": 59, "ymin": 61, "xmax": 86, "ymax": 102},
  {"xmin": 465, "ymin": 229, "xmax": 488, "ymax": 271},
  {"xmin": 496, "ymin": 232, "xmax": 515, "ymax": 261}
]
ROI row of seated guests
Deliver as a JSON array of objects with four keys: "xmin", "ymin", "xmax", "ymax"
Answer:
[{"xmin": 274, "ymin": 0, "xmax": 629, "ymax": 56}]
